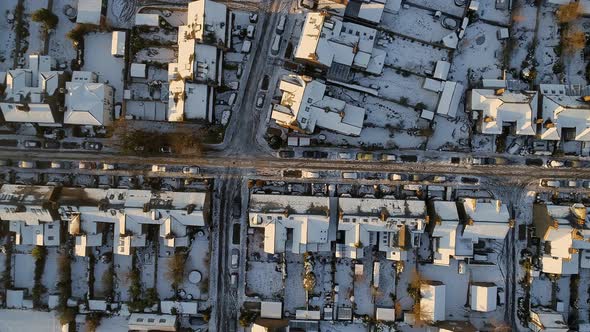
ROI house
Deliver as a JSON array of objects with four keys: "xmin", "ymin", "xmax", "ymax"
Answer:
[
  {"xmin": 166, "ymin": 0, "xmax": 228, "ymax": 122},
  {"xmin": 539, "ymin": 84, "xmax": 590, "ymax": 141},
  {"xmin": 128, "ymin": 314, "xmax": 177, "ymax": 332},
  {"xmin": 532, "ymin": 203, "xmax": 590, "ymax": 275},
  {"xmin": 293, "ymin": 12, "xmax": 385, "ymax": 79},
  {"xmin": 343, "ymin": 0, "xmax": 387, "ymax": 25},
  {"xmin": 470, "ymin": 88, "xmax": 538, "ymax": 136},
  {"xmin": 77, "ymin": 0, "xmax": 106, "ymax": 25},
  {"xmin": 336, "ymin": 197, "xmax": 426, "ymax": 261},
  {"xmin": 528, "ymin": 307, "xmax": 568, "ymax": 332},
  {"xmin": 431, "ymin": 199, "xmax": 511, "ymax": 265},
  {"xmin": 470, "ymin": 282, "xmax": 497, "ymax": 312},
  {"xmin": 64, "ymin": 71, "xmax": 114, "ymax": 126},
  {"xmin": 272, "ymin": 74, "xmax": 366, "ymax": 136},
  {"xmin": 248, "ymin": 194, "xmax": 331, "ymax": 254},
  {"xmin": 420, "ymin": 281, "xmax": 446, "ymax": 323},
  {"xmin": 111, "ymin": 31, "xmax": 126, "ymax": 57},
  {"xmin": 0, "ymin": 55, "xmax": 64, "ymax": 126}
]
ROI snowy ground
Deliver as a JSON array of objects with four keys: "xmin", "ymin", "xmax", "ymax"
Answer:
[
  {"xmin": 71, "ymin": 256, "xmax": 89, "ymax": 299},
  {"xmin": 534, "ymin": 5, "xmax": 560, "ymax": 84},
  {"xmin": 83, "ymin": 33, "xmax": 126, "ymax": 102},
  {"xmin": 13, "ymin": 253, "xmax": 34, "ymax": 291},
  {"xmin": 382, "ymin": 34, "xmax": 452, "ymax": 75},
  {"xmin": 23, "ymin": 0, "xmax": 48, "ymax": 58},
  {"xmin": 284, "ymin": 253, "xmax": 307, "ymax": 314},
  {"xmin": 508, "ymin": 0, "xmax": 538, "ymax": 72},
  {"xmin": 0, "ymin": 0, "xmax": 19, "ymax": 71},
  {"xmin": 48, "ymin": 0, "xmax": 77, "ymax": 67},
  {"xmin": 475, "ymin": 1, "xmax": 511, "ymax": 25},
  {"xmin": 382, "ymin": 6, "xmax": 457, "ymax": 44}
]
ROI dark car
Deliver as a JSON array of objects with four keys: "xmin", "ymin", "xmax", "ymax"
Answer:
[
  {"xmin": 303, "ymin": 150, "xmax": 328, "ymax": 159},
  {"xmin": 160, "ymin": 146, "xmax": 172, "ymax": 153},
  {"xmin": 278, "ymin": 150, "xmax": 295, "ymax": 158},
  {"xmin": 43, "ymin": 140, "xmax": 60, "ymax": 149},
  {"xmin": 83, "ymin": 141, "xmax": 103, "ymax": 150},
  {"xmin": 232, "ymin": 196, "xmax": 241, "ymax": 219}
]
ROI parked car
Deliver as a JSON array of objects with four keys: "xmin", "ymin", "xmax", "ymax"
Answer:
[
  {"xmin": 256, "ymin": 93, "xmax": 265, "ymax": 108},
  {"xmin": 246, "ymin": 25, "xmax": 255, "ymax": 38},
  {"xmin": 50, "ymin": 161, "xmax": 62, "ymax": 169},
  {"xmin": 232, "ymin": 196, "xmax": 241, "ymax": 219},
  {"xmin": 231, "ymin": 249, "xmax": 239, "ymax": 269},
  {"xmin": 43, "ymin": 128, "xmax": 65, "ymax": 140},
  {"xmin": 389, "ymin": 173, "xmax": 407, "ymax": 181},
  {"xmin": 458, "ymin": 261, "xmax": 467, "ymax": 274},
  {"xmin": 547, "ymin": 160, "xmax": 564, "ymax": 168},
  {"xmin": 43, "ymin": 140, "xmax": 60, "ymax": 149},
  {"xmin": 160, "ymin": 146, "xmax": 172, "ymax": 153},
  {"xmin": 24, "ymin": 140, "xmax": 41, "ymax": 148},
  {"xmin": 19, "ymin": 161, "xmax": 36, "ymax": 168},
  {"xmin": 103, "ymin": 163, "xmax": 116, "ymax": 170},
  {"xmin": 540, "ymin": 179, "xmax": 560, "ymax": 188},
  {"xmin": 338, "ymin": 152, "xmax": 353, "ymax": 160},
  {"xmin": 249, "ymin": 13, "xmax": 258, "ymax": 23},
  {"xmin": 356, "ymin": 153, "xmax": 373, "ymax": 161},
  {"xmin": 83, "ymin": 141, "xmax": 103, "ymax": 150},
  {"xmin": 230, "ymin": 273, "xmax": 238, "ymax": 286},
  {"xmin": 303, "ymin": 151, "xmax": 328, "ymax": 159},
  {"xmin": 182, "ymin": 166, "xmax": 200, "ymax": 174},
  {"xmin": 342, "ymin": 172, "xmax": 358, "ymax": 179},
  {"xmin": 381, "ymin": 154, "xmax": 397, "ymax": 161},
  {"xmin": 152, "ymin": 165, "xmax": 166, "ymax": 172},
  {"xmin": 278, "ymin": 150, "xmax": 295, "ymax": 158},
  {"xmin": 302, "ymin": 171, "xmax": 320, "ymax": 179}
]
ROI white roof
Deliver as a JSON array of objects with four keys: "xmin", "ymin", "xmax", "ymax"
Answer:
[
  {"xmin": 423, "ymin": 78, "xmax": 443, "ymax": 92},
  {"xmin": 249, "ymin": 194, "xmax": 331, "ymax": 254},
  {"xmin": 433, "ymin": 61, "xmax": 450, "ymax": 80},
  {"xmin": 471, "ymin": 89, "xmax": 538, "ymax": 135},
  {"xmin": 88, "ymin": 299, "xmax": 108, "ymax": 311},
  {"xmin": 355, "ymin": 0, "xmax": 386, "ymax": 24},
  {"xmin": 470, "ymin": 283, "xmax": 497, "ymax": 312},
  {"xmin": 135, "ymin": 13, "xmax": 160, "ymax": 26},
  {"xmin": 540, "ymin": 88, "xmax": 590, "ymax": 141},
  {"xmin": 0, "ymin": 103, "xmax": 56, "ymax": 124},
  {"xmin": 77, "ymin": 0, "xmax": 103, "ymax": 24},
  {"xmin": 168, "ymin": 81, "xmax": 210, "ymax": 121},
  {"xmin": 272, "ymin": 75, "xmax": 365, "ymax": 136},
  {"xmin": 186, "ymin": 0, "xmax": 228, "ymax": 46},
  {"xmin": 442, "ymin": 32, "xmax": 458, "ymax": 49},
  {"xmin": 376, "ymin": 307, "xmax": 395, "ymax": 322},
  {"xmin": 111, "ymin": 31, "xmax": 126, "ymax": 56},
  {"xmin": 420, "ymin": 282, "xmax": 446, "ymax": 322},
  {"xmin": 260, "ymin": 301, "xmax": 282, "ymax": 319},
  {"xmin": 295, "ymin": 310, "xmax": 321, "ymax": 320},
  {"xmin": 530, "ymin": 307, "xmax": 568, "ymax": 331},
  {"xmin": 128, "ymin": 314, "xmax": 177, "ymax": 330},
  {"xmin": 6, "ymin": 290, "xmax": 25, "ymax": 308},
  {"xmin": 436, "ymin": 81, "xmax": 463, "ymax": 118},
  {"xmin": 130, "ymin": 63, "xmax": 147, "ymax": 78},
  {"xmin": 65, "ymin": 81, "xmax": 113, "ymax": 126},
  {"xmin": 462, "ymin": 198, "xmax": 510, "ymax": 241}
]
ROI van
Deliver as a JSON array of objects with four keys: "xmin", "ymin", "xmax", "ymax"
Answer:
[
  {"xmin": 271, "ymin": 35, "xmax": 281, "ymax": 56},
  {"xmin": 302, "ymin": 171, "xmax": 320, "ymax": 179},
  {"xmin": 342, "ymin": 172, "xmax": 358, "ymax": 179},
  {"xmin": 228, "ymin": 93, "xmax": 237, "ymax": 107},
  {"xmin": 276, "ymin": 15, "xmax": 286, "ymax": 34}
]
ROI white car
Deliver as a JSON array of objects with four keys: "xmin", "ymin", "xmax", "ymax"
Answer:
[
  {"xmin": 182, "ymin": 166, "xmax": 200, "ymax": 174},
  {"xmin": 547, "ymin": 160, "xmax": 564, "ymax": 168},
  {"xmin": 302, "ymin": 171, "xmax": 320, "ymax": 179},
  {"xmin": 342, "ymin": 172, "xmax": 358, "ymax": 179},
  {"xmin": 152, "ymin": 165, "xmax": 166, "ymax": 172},
  {"xmin": 540, "ymin": 179, "xmax": 560, "ymax": 188},
  {"xmin": 103, "ymin": 163, "xmax": 116, "ymax": 170},
  {"xmin": 246, "ymin": 25, "xmax": 255, "ymax": 38},
  {"xmin": 338, "ymin": 152, "xmax": 353, "ymax": 160}
]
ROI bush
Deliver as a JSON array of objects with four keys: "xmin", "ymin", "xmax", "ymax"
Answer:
[
  {"xmin": 86, "ymin": 313, "xmax": 102, "ymax": 332},
  {"xmin": 31, "ymin": 8, "xmax": 58, "ymax": 31},
  {"xmin": 166, "ymin": 251, "xmax": 187, "ymax": 291},
  {"xmin": 553, "ymin": 62, "xmax": 564, "ymax": 75},
  {"xmin": 32, "ymin": 246, "xmax": 48, "ymax": 308},
  {"xmin": 399, "ymin": 97, "xmax": 409, "ymax": 106},
  {"xmin": 58, "ymin": 307, "xmax": 76, "ymax": 325}
]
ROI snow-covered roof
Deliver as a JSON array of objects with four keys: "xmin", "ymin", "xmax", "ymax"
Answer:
[
  {"xmin": 167, "ymin": 81, "xmax": 211, "ymax": 121},
  {"xmin": 529, "ymin": 307, "xmax": 568, "ymax": 331},
  {"xmin": 186, "ymin": 0, "xmax": 228, "ymax": 46},
  {"xmin": 539, "ymin": 84, "xmax": 590, "ymax": 141},
  {"xmin": 6, "ymin": 290, "xmax": 25, "ymax": 309},
  {"xmin": 249, "ymin": 194, "xmax": 331, "ymax": 254},
  {"xmin": 128, "ymin": 314, "xmax": 177, "ymax": 330},
  {"xmin": 295, "ymin": 310, "xmax": 321, "ymax": 320},
  {"xmin": 471, "ymin": 89, "xmax": 538, "ymax": 135},
  {"xmin": 348, "ymin": 0, "xmax": 386, "ymax": 24},
  {"xmin": 420, "ymin": 281, "xmax": 446, "ymax": 322},
  {"xmin": 461, "ymin": 198, "xmax": 510, "ymax": 241},
  {"xmin": 272, "ymin": 75, "xmax": 365, "ymax": 136},
  {"xmin": 470, "ymin": 283, "xmax": 497, "ymax": 312},
  {"xmin": 88, "ymin": 299, "xmax": 108, "ymax": 311},
  {"xmin": 294, "ymin": 12, "xmax": 383, "ymax": 74},
  {"xmin": 261, "ymin": 301, "xmax": 282, "ymax": 319},
  {"xmin": 376, "ymin": 307, "xmax": 395, "ymax": 322},
  {"xmin": 433, "ymin": 61, "xmax": 450, "ymax": 80},
  {"xmin": 130, "ymin": 63, "xmax": 147, "ymax": 78},
  {"xmin": 337, "ymin": 197, "xmax": 426, "ymax": 260},
  {"xmin": 436, "ymin": 81, "xmax": 463, "ymax": 118},
  {"xmin": 65, "ymin": 79, "xmax": 114, "ymax": 126},
  {"xmin": 77, "ymin": 0, "xmax": 104, "ymax": 25},
  {"xmin": 111, "ymin": 31, "xmax": 126, "ymax": 56},
  {"xmin": 135, "ymin": 13, "xmax": 160, "ymax": 27}
]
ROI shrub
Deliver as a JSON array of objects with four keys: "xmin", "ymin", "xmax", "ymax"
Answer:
[
  {"xmin": 31, "ymin": 8, "xmax": 58, "ymax": 31},
  {"xmin": 86, "ymin": 313, "xmax": 102, "ymax": 332}
]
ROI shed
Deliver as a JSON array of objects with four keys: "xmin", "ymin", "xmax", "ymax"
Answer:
[
  {"xmin": 470, "ymin": 282, "xmax": 497, "ymax": 312},
  {"xmin": 296, "ymin": 309, "xmax": 321, "ymax": 320},
  {"xmin": 135, "ymin": 13, "xmax": 160, "ymax": 27},
  {"xmin": 420, "ymin": 281, "xmax": 446, "ymax": 322},
  {"xmin": 433, "ymin": 61, "xmax": 451, "ymax": 80},
  {"xmin": 6, "ymin": 289, "xmax": 25, "ymax": 308},
  {"xmin": 497, "ymin": 28, "xmax": 509, "ymax": 40},
  {"xmin": 111, "ymin": 31, "xmax": 126, "ymax": 57},
  {"xmin": 88, "ymin": 299, "xmax": 108, "ymax": 311},
  {"xmin": 131, "ymin": 63, "xmax": 147, "ymax": 78},
  {"xmin": 261, "ymin": 301, "xmax": 282, "ymax": 319},
  {"xmin": 77, "ymin": 0, "xmax": 104, "ymax": 25},
  {"xmin": 376, "ymin": 307, "xmax": 395, "ymax": 322}
]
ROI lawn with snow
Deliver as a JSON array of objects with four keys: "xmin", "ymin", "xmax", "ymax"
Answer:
[
  {"xmin": 0, "ymin": 0, "xmax": 19, "ymax": 71},
  {"xmin": 13, "ymin": 253, "xmax": 34, "ymax": 291},
  {"xmin": 383, "ymin": 6, "xmax": 456, "ymax": 44},
  {"xmin": 48, "ymin": 0, "xmax": 77, "ymax": 66},
  {"xmin": 426, "ymin": 115, "xmax": 471, "ymax": 151},
  {"xmin": 475, "ymin": 1, "xmax": 511, "ymax": 25},
  {"xmin": 83, "ymin": 33, "xmax": 126, "ymax": 102},
  {"xmin": 383, "ymin": 34, "xmax": 452, "ymax": 75}
]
